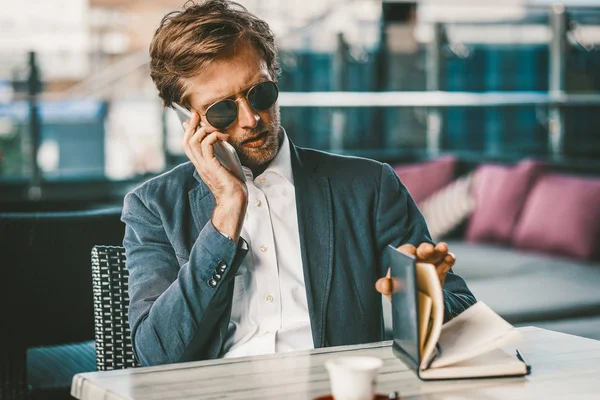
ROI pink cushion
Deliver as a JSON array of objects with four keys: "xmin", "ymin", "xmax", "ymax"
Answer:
[
  {"xmin": 466, "ymin": 160, "xmax": 544, "ymax": 244},
  {"xmin": 512, "ymin": 174, "xmax": 600, "ymax": 261},
  {"xmin": 392, "ymin": 156, "xmax": 456, "ymax": 205}
]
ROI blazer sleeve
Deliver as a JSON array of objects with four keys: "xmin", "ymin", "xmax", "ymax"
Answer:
[
  {"xmin": 122, "ymin": 192, "xmax": 248, "ymax": 366},
  {"xmin": 374, "ymin": 163, "xmax": 476, "ymax": 322}
]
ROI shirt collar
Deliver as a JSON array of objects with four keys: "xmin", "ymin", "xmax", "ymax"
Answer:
[{"xmin": 242, "ymin": 128, "xmax": 294, "ymax": 185}]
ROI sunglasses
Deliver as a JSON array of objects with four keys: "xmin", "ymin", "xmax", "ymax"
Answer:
[{"xmin": 200, "ymin": 81, "xmax": 279, "ymax": 130}]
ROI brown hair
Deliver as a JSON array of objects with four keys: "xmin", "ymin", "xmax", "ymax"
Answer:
[{"xmin": 149, "ymin": 0, "xmax": 280, "ymax": 108}]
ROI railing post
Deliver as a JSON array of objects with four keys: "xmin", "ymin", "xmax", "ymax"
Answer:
[
  {"xmin": 27, "ymin": 51, "xmax": 43, "ymax": 200},
  {"xmin": 331, "ymin": 32, "xmax": 348, "ymax": 151},
  {"xmin": 426, "ymin": 22, "xmax": 444, "ymax": 155},
  {"xmin": 549, "ymin": 4, "xmax": 567, "ymax": 159}
]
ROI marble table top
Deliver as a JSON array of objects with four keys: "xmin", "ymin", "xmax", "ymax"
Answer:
[{"xmin": 71, "ymin": 327, "xmax": 600, "ymax": 399}]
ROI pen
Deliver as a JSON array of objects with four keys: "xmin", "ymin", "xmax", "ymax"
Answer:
[{"xmin": 516, "ymin": 348, "xmax": 532, "ymax": 374}]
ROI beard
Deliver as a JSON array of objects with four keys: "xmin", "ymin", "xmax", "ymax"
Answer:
[{"xmin": 228, "ymin": 105, "xmax": 281, "ymax": 170}]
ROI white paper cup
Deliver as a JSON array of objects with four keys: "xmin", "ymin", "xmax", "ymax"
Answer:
[{"xmin": 324, "ymin": 356, "xmax": 383, "ymax": 400}]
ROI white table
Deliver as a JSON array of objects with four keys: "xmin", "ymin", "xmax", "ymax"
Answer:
[{"xmin": 71, "ymin": 327, "xmax": 600, "ymax": 399}]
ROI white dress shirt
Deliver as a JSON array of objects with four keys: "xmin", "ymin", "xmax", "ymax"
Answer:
[{"xmin": 222, "ymin": 133, "xmax": 314, "ymax": 358}]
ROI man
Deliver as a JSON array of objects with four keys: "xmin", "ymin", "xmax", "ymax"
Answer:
[{"xmin": 122, "ymin": 0, "xmax": 476, "ymax": 366}]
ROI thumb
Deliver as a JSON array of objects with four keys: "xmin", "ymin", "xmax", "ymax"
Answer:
[
  {"xmin": 376, "ymin": 269, "xmax": 391, "ymax": 293},
  {"xmin": 375, "ymin": 277, "xmax": 393, "ymax": 301}
]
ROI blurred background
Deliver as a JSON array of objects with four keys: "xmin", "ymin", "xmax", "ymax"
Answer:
[
  {"xmin": 2, "ymin": 1, "xmax": 600, "ymax": 399},
  {"xmin": 1, "ymin": 0, "xmax": 600, "ymax": 208}
]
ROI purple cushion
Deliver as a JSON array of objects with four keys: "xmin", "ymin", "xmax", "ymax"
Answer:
[
  {"xmin": 512, "ymin": 173, "xmax": 600, "ymax": 261},
  {"xmin": 466, "ymin": 160, "xmax": 544, "ymax": 244},
  {"xmin": 392, "ymin": 156, "xmax": 456, "ymax": 205}
]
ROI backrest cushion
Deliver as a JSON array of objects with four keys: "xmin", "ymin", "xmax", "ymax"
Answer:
[
  {"xmin": 512, "ymin": 173, "xmax": 600, "ymax": 261},
  {"xmin": 392, "ymin": 155, "xmax": 457, "ymax": 205},
  {"xmin": 466, "ymin": 160, "xmax": 544, "ymax": 244}
]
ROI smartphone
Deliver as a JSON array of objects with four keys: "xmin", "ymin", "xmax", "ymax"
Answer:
[{"xmin": 172, "ymin": 102, "xmax": 245, "ymax": 182}]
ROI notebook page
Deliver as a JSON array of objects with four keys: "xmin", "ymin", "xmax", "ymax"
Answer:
[
  {"xmin": 418, "ymin": 291, "xmax": 433, "ymax": 356},
  {"xmin": 416, "ymin": 263, "xmax": 444, "ymax": 369},
  {"xmin": 420, "ymin": 349, "xmax": 527, "ymax": 379},
  {"xmin": 429, "ymin": 301, "xmax": 519, "ymax": 369}
]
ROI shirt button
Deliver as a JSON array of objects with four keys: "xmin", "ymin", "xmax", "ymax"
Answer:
[
  {"xmin": 258, "ymin": 177, "xmax": 266, "ymax": 184},
  {"xmin": 255, "ymin": 200, "xmax": 261, "ymax": 207},
  {"xmin": 260, "ymin": 245, "xmax": 267, "ymax": 253},
  {"xmin": 208, "ymin": 279, "xmax": 217, "ymax": 288},
  {"xmin": 266, "ymin": 294, "xmax": 274, "ymax": 303}
]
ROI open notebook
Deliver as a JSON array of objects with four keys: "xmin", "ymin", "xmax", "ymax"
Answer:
[{"xmin": 386, "ymin": 245, "xmax": 531, "ymax": 380}]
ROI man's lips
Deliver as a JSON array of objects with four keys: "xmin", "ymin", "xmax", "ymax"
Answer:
[{"xmin": 241, "ymin": 131, "xmax": 267, "ymax": 148}]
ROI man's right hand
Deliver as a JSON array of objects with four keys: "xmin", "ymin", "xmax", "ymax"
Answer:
[{"xmin": 182, "ymin": 111, "xmax": 247, "ymax": 242}]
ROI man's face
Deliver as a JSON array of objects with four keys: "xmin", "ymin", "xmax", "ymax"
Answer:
[{"xmin": 186, "ymin": 44, "xmax": 281, "ymax": 170}]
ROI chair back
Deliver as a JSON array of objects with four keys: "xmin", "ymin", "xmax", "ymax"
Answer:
[
  {"xmin": 91, "ymin": 245, "xmax": 139, "ymax": 370},
  {"xmin": 0, "ymin": 207, "xmax": 125, "ymax": 398}
]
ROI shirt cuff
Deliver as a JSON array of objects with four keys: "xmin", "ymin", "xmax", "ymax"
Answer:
[{"xmin": 216, "ymin": 226, "xmax": 248, "ymax": 251}]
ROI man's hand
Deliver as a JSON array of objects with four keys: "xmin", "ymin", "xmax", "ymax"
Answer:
[
  {"xmin": 376, "ymin": 242, "xmax": 456, "ymax": 301},
  {"xmin": 182, "ymin": 111, "xmax": 247, "ymax": 241}
]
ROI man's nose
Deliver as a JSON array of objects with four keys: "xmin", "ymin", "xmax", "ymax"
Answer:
[{"xmin": 236, "ymin": 97, "xmax": 259, "ymax": 129}]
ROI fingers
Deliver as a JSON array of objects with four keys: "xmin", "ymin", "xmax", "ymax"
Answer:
[
  {"xmin": 396, "ymin": 243, "xmax": 416, "ymax": 256},
  {"xmin": 183, "ymin": 111, "xmax": 228, "ymax": 171},
  {"xmin": 182, "ymin": 111, "xmax": 201, "ymax": 144},
  {"xmin": 182, "ymin": 112, "xmax": 203, "ymax": 163},
  {"xmin": 435, "ymin": 261, "xmax": 452, "ymax": 286},
  {"xmin": 200, "ymin": 131, "xmax": 230, "ymax": 161},
  {"xmin": 434, "ymin": 250, "xmax": 456, "ymax": 272},
  {"xmin": 416, "ymin": 242, "xmax": 435, "ymax": 260},
  {"xmin": 435, "ymin": 251, "xmax": 456, "ymax": 287},
  {"xmin": 444, "ymin": 252, "xmax": 456, "ymax": 268},
  {"xmin": 415, "ymin": 241, "xmax": 453, "ymax": 267},
  {"xmin": 435, "ymin": 266, "xmax": 447, "ymax": 287},
  {"xmin": 434, "ymin": 241, "xmax": 448, "ymax": 256},
  {"xmin": 431, "ymin": 242, "xmax": 448, "ymax": 265},
  {"xmin": 181, "ymin": 111, "xmax": 243, "ymax": 198},
  {"xmin": 190, "ymin": 125, "xmax": 209, "ymax": 156},
  {"xmin": 396, "ymin": 241, "xmax": 457, "ymax": 288}
]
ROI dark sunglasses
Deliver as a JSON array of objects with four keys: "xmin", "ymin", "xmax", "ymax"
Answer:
[{"xmin": 201, "ymin": 81, "xmax": 279, "ymax": 130}]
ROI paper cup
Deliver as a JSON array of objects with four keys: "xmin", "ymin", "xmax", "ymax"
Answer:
[{"xmin": 324, "ymin": 356, "xmax": 383, "ymax": 400}]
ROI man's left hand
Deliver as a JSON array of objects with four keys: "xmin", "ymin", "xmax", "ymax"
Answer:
[{"xmin": 376, "ymin": 242, "xmax": 456, "ymax": 301}]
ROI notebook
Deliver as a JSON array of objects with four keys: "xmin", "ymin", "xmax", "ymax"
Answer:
[{"xmin": 386, "ymin": 245, "xmax": 531, "ymax": 380}]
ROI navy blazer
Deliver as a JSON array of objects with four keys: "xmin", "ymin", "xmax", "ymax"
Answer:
[{"xmin": 122, "ymin": 142, "xmax": 476, "ymax": 366}]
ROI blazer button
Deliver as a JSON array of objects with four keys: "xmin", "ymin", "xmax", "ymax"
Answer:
[
  {"xmin": 208, "ymin": 279, "xmax": 217, "ymax": 287},
  {"xmin": 217, "ymin": 261, "xmax": 227, "ymax": 273},
  {"xmin": 213, "ymin": 273, "xmax": 222, "ymax": 281}
]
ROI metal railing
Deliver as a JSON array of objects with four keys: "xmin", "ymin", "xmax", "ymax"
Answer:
[
  {"xmin": 278, "ymin": 91, "xmax": 600, "ymax": 108},
  {"xmin": 277, "ymin": 90, "xmax": 600, "ymax": 159},
  {"xmin": 5, "ymin": 3, "xmax": 600, "ymax": 201}
]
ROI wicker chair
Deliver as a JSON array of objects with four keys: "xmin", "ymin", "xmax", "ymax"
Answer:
[{"xmin": 91, "ymin": 245, "xmax": 140, "ymax": 370}]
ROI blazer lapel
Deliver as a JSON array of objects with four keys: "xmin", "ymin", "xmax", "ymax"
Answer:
[{"xmin": 290, "ymin": 142, "xmax": 334, "ymax": 348}]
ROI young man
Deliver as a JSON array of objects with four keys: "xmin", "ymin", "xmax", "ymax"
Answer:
[{"xmin": 122, "ymin": 0, "xmax": 476, "ymax": 366}]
